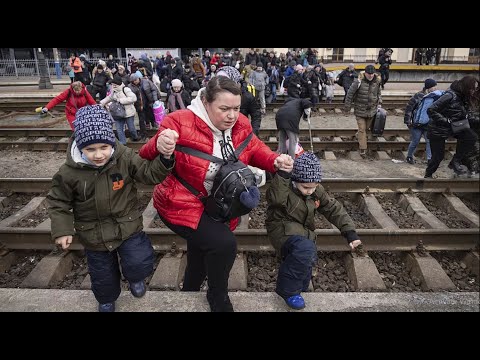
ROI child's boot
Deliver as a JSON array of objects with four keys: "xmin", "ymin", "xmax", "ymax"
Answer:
[
  {"xmin": 129, "ymin": 280, "xmax": 147, "ymax": 298},
  {"xmin": 285, "ymin": 295, "xmax": 305, "ymax": 310}
]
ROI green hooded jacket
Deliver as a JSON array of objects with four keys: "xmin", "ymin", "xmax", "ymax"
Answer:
[
  {"xmin": 47, "ymin": 139, "xmax": 174, "ymax": 251},
  {"xmin": 266, "ymin": 172, "xmax": 358, "ymax": 253}
]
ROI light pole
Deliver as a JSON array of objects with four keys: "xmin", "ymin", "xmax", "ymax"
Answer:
[{"xmin": 37, "ymin": 48, "xmax": 53, "ymax": 89}]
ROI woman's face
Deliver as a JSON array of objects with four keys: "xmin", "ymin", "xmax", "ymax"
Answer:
[{"xmin": 204, "ymin": 92, "xmax": 241, "ymax": 131}]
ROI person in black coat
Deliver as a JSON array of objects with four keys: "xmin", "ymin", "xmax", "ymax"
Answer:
[
  {"xmin": 276, "ymin": 98, "xmax": 313, "ymax": 158},
  {"xmin": 378, "ymin": 49, "xmax": 393, "ymax": 89},
  {"xmin": 336, "ymin": 64, "xmax": 357, "ymax": 102},
  {"xmin": 426, "ymin": 75, "xmax": 479, "ymax": 178}
]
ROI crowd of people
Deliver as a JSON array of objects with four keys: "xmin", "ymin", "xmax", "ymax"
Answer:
[{"xmin": 38, "ymin": 49, "xmax": 479, "ymax": 312}]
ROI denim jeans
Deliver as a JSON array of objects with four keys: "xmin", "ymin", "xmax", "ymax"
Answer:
[
  {"xmin": 115, "ymin": 116, "xmax": 137, "ymax": 145},
  {"xmin": 271, "ymin": 83, "xmax": 277, "ymax": 102},
  {"xmin": 407, "ymin": 127, "xmax": 431, "ymax": 160}
]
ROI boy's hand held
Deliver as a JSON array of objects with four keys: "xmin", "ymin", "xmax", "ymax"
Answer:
[
  {"xmin": 349, "ymin": 239, "xmax": 362, "ymax": 249},
  {"xmin": 157, "ymin": 129, "xmax": 179, "ymax": 157},
  {"xmin": 55, "ymin": 235, "xmax": 73, "ymax": 250}
]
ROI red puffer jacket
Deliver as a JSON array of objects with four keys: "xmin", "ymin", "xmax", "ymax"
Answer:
[
  {"xmin": 139, "ymin": 109, "xmax": 278, "ymax": 230},
  {"xmin": 46, "ymin": 83, "xmax": 96, "ymax": 129}
]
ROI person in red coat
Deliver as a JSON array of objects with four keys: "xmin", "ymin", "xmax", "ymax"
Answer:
[
  {"xmin": 139, "ymin": 76, "xmax": 293, "ymax": 312},
  {"xmin": 42, "ymin": 81, "xmax": 97, "ymax": 130}
]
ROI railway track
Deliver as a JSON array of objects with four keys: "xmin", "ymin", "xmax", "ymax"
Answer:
[
  {"xmin": 0, "ymin": 177, "xmax": 478, "ymax": 295},
  {"xmin": 1, "ymin": 127, "xmax": 416, "ymax": 138},
  {"xmin": 0, "ymin": 96, "xmax": 411, "ymax": 112},
  {"xmin": 0, "ymin": 177, "xmax": 478, "ymax": 251},
  {"xmin": 0, "ymin": 127, "xmax": 457, "ymax": 153}
]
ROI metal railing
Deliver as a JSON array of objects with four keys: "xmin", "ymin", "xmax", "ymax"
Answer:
[
  {"xmin": 0, "ymin": 58, "xmax": 128, "ymax": 78},
  {"xmin": 321, "ymin": 55, "xmax": 472, "ymax": 64}
]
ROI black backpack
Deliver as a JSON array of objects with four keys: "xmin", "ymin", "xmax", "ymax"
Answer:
[{"xmin": 175, "ymin": 132, "xmax": 257, "ymax": 222}]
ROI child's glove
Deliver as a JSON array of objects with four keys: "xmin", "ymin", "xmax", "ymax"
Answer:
[
  {"xmin": 239, "ymin": 186, "xmax": 260, "ymax": 209},
  {"xmin": 42, "ymin": 107, "xmax": 49, "ymax": 113}
]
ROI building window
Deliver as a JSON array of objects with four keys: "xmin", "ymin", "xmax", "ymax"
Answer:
[{"xmin": 469, "ymin": 48, "xmax": 480, "ymax": 57}]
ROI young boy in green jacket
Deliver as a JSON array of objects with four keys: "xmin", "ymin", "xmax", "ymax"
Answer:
[
  {"xmin": 47, "ymin": 105, "xmax": 177, "ymax": 312},
  {"xmin": 266, "ymin": 152, "xmax": 362, "ymax": 310}
]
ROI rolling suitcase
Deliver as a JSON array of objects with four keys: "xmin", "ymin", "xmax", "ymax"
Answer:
[{"xmin": 371, "ymin": 108, "xmax": 387, "ymax": 136}]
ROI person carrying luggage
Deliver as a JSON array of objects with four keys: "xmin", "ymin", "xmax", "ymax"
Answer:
[{"xmin": 344, "ymin": 65, "xmax": 382, "ymax": 158}]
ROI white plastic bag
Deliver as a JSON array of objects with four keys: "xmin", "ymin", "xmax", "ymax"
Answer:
[
  {"xmin": 278, "ymin": 79, "xmax": 285, "ymax": 96},
  {"xmin": 152, "ymin": 73, "xmax": 161, "ymax": 91}
]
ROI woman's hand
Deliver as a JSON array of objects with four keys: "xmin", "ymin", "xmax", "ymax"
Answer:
[
  {"xmin": 156, "ymin": 129, "xmax": 179, "ymax": 158},
  {"xmin": 274, "ymin": 154, "xmax": 294, "ymax": 172}
]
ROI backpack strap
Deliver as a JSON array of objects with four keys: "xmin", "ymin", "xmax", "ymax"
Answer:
[
  {"xmin": 173, "ymin": 172, "xmax": 205, "ymax": 199},
  {"xmin": 175, "ymin": 145, "xmax": 224, "ymax": 163},
  {"xmin": 175, "ymin": 132, "xmax": 253, "ymax": 163},
  {"xmin": 234, "ymin": 132, "xmax": 253, "ymax": 157}
]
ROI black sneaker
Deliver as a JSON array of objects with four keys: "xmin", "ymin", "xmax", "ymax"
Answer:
[
  {"xmin": 406, "ymin": 156, "xmax": 415, "ymax": 165},
  {"xmin": 448, "ymin": 160, "xmax": 468, "ymax": 175},
  {"xmin": 207, "ymin": 291, "xmax": 234, "ymax": 312},
  {"xmin": 98, "ymin": 302, "xmax": 115, "ymax": 312}
]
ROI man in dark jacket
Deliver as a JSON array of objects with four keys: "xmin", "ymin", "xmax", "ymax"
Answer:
[
  {"xmin": 276, "ymin": 98, "xmax": 312, "ymax": 158},
  {"xmin": 336, "ymin": 64, "xmax": 357, "ymax": 102},
  {"xmin": 88, "ymin": 64, "xmax": 110, "ymax": 101},
  {"xmin": 378, "ymin": 49, "xmax": 393, "ymax": 89}
]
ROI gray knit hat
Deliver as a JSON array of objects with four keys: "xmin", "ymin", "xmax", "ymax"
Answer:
[
  {"xmin": 216, "ymin": 66, "xmax": 242, "ymax": 84},
  {"xmin": 74, "ymin": 105, "xmax": 116, "ymax": 150},
  {"xmin": 291, "ymin": 152, "xmax": 322, "ymax": 183}
]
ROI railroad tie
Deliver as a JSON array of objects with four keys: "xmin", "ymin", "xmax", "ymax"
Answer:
[
  {"xmin": 360, "ymin": 194, "xmax": 399, "ymax": 230},
  {"xmin": 405, "ymin": 252, "xmax": 456, "ymax": 291},
  {"xmin": 398, "ymin": 194, "xmax": 449, "ymax": 229},
  {"xmin": 437, "ymin": 193, "xmax": 479, "ymax": 228},
  {"xmin": 462, "ymin": 252, "xmax": 479, "ymax": 278},
  {"xmin": 0, "ymin": 196, "xmax": 45, "ymax": 228},
  {"xmin": 228, "ymin": 253, "xmax": 249, "ymax": 291},
  {"xmin": 344, "ymin": 253, "xmax": 386, "ymax": 291},
  {"xmin": 150, "ymin": 252, "xmax": 186, "ymax": 290},
  {"xmin": 20, "ymin": 251, "xmax": 75, "ymax": 289}
]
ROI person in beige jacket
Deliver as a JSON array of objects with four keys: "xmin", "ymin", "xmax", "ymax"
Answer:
[{"xmin": 101, "ymin": 75, "xmax": 139, "ymax": 144}]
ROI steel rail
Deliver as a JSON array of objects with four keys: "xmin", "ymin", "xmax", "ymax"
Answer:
[
  {"xmin": 0, "ymin": 227, "xmax": 477, "ymax": 252},
  {"xmin": 1, "ymin": 178, "xmax": 478, "ymax": 194},
  {"xmin": 0, "ymin": 128, "xmax": 414, "ymax": 138},
  {"xmin": 0, "ymin": 139, "xmax": 458, "ymax": 152}
]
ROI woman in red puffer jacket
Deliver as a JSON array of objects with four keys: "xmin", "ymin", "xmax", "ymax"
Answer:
[{"xmin": 139, "ymin": 76, "xmax": 293, "ymax": 312}]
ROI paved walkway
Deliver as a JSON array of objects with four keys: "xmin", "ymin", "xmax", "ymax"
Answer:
[{"xmin": 0, "ymin": 289, "xmax": 477, "ymax": 312}]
